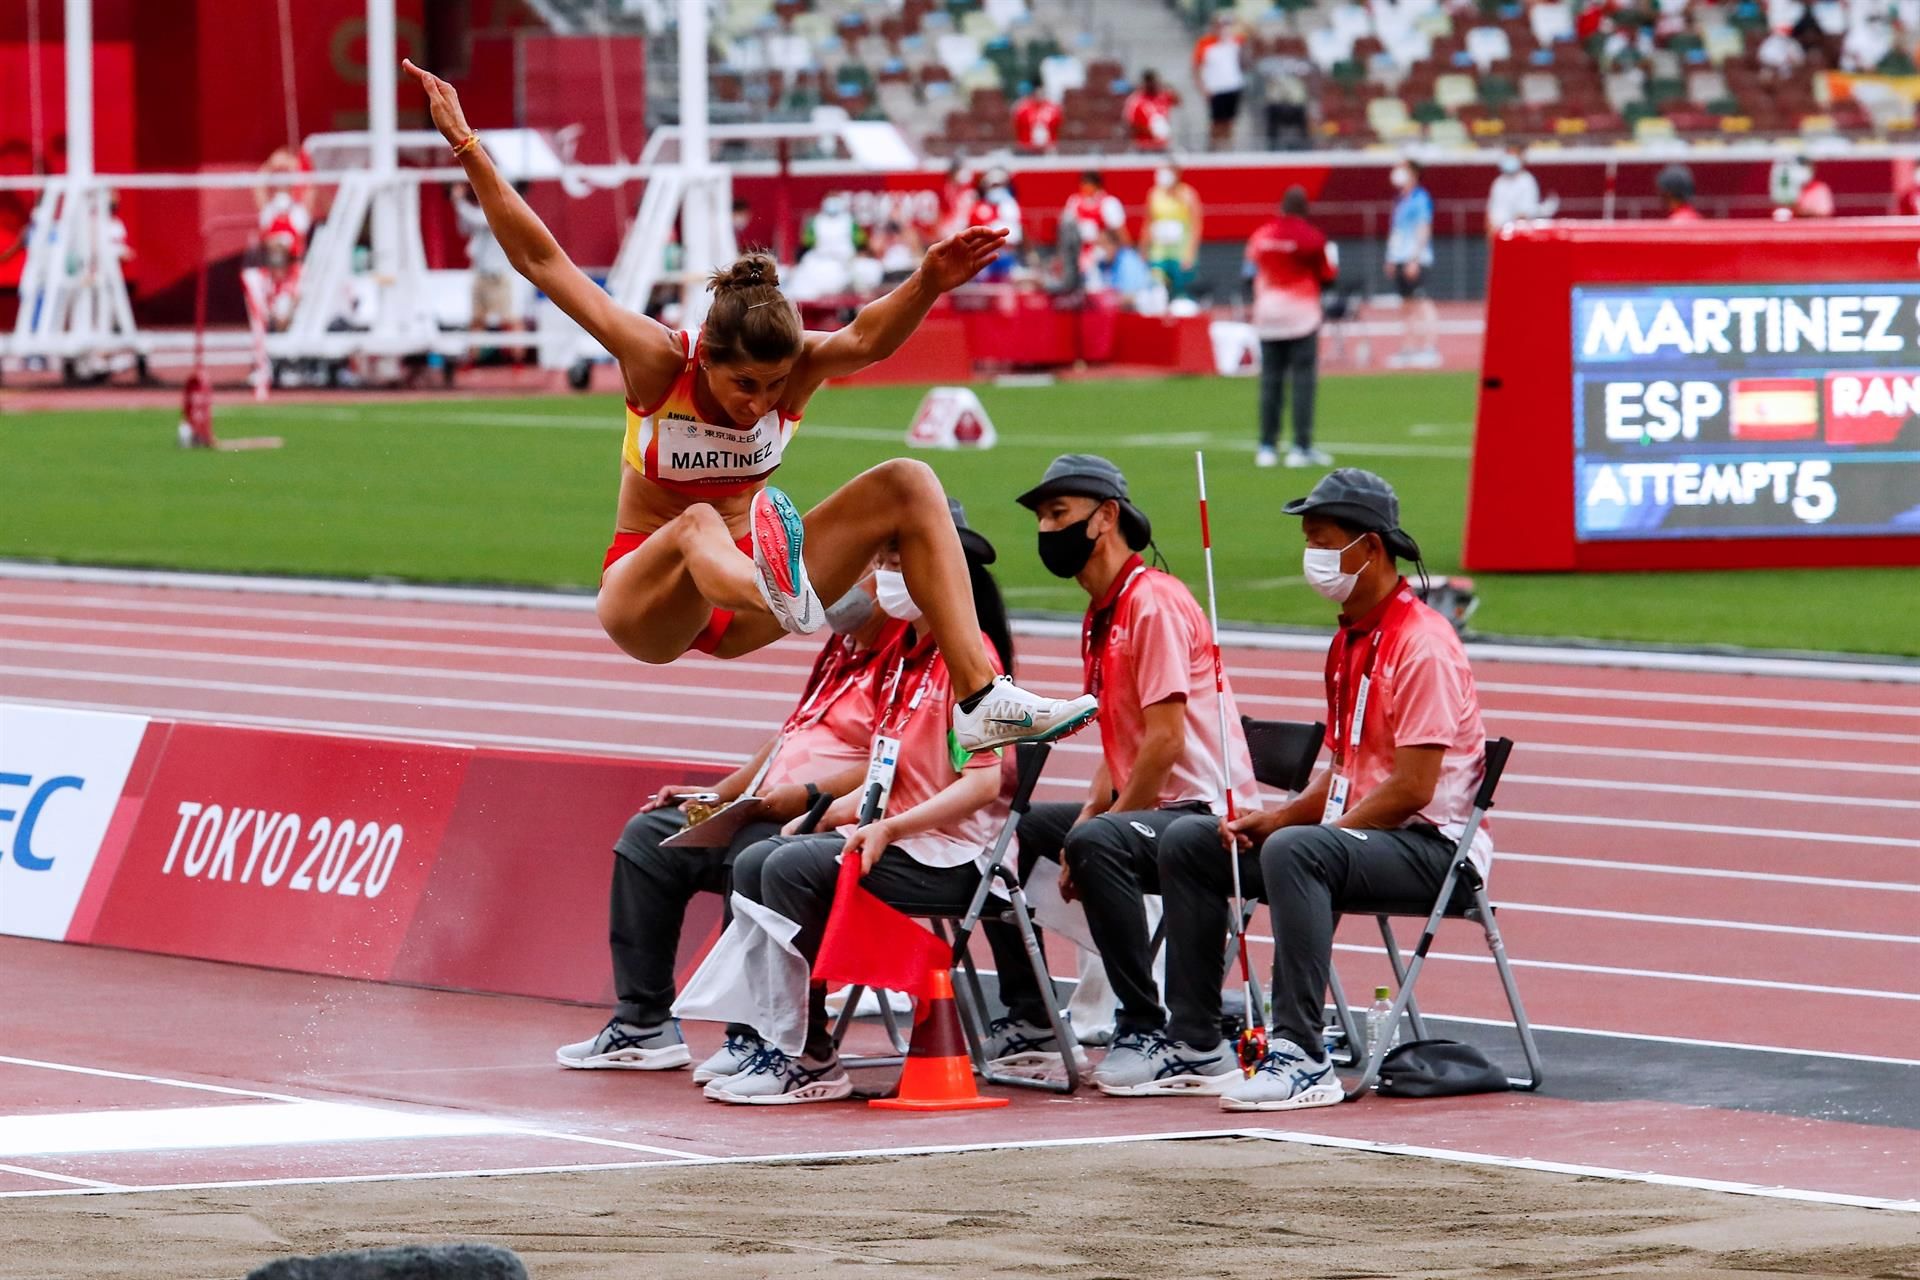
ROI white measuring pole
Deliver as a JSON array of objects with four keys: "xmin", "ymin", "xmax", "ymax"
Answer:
[
  {"xmin": 63, "ymin": 0, "xmax": 94, "ymax": 184},
  {"xmin": 677, "ymin": 0, "xmax": 711, "ymax": 169}
]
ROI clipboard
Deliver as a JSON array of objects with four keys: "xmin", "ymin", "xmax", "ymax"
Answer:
[{"xmin": 661, "ymin": 796, "xmax": 770, "ymax": 849}]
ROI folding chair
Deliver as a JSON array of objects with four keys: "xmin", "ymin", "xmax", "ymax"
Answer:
[
  {"xmin": 1324, "ymin": 736, "xmax": 1544, "ymax": 1100},
  {"xmin": 878, "ymin": 742, "xmax": 1084, "ymax": 1093}
]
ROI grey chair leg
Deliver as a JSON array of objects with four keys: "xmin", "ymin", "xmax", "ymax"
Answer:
[
  {"xmin": 832, "ymin": 984, "xmax": 908, "ymax": 1070},
  {"xmin": 1344, "ymin": 862, "xmax": 1464, "ymax": 1101},
  {"xmin": 1472, "ymin": 887, "xmax": 1544, "ymax": 1091},
  {"xmin": 979, "ymin": 891, "xmax": 1080, "ymax": 1094},
  {"xmin": 1325, "ymin": 961, "xmax": 1363, "ymax": 1067},
  {"xmin": 1376, "ymin": 917, "xmax": 1432, "ymax": 1042}
]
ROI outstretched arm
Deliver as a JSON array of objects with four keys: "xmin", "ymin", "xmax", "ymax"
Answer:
[
  {"xmin": 404, "ymin": 59, "xmax": 681, "ymax": 391},
  {"xmin": 793, "ymin": 224, "xmax": 1008, "ymax": 392}
]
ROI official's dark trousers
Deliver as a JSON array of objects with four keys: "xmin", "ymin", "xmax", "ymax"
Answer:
[
  {"xmin": 1158, "ymin": 815, "xmax": 1454, "ymax": 1053},
  {"xmin": 986, "ymin": 800, "xmax": 1208, "ymax": 1035},
  {"xmin": 733, "ymin": 834, "xmax": 979, "ymax": 1060},
  {"xmin": 1258, "ymin": 333, "xmax": 1320, "ymax": 451}
]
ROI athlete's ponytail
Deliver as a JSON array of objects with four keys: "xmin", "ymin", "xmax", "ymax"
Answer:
[{"xmin": 703, "ymin": 250, "xmax": 804, "ymax": 366}]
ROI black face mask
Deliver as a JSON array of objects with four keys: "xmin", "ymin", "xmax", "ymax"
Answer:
[{"xmin": 1037, "ymin": 516, "xmax": 1099, "ymax": 578}]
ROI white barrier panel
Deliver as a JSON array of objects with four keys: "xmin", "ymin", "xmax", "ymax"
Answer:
[
  {"xmin": 0, "ymin": 705, "xmax": 149, "ymax": 940},
  {"xmin": 1210, "ymin": 320, "xmax": 1261, "ymax": 378}
]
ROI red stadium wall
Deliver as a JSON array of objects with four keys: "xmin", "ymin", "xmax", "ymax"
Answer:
[
  {"xmin": 1468, "ymin": 218, "xmax": 1920, "ymax": 572},
  {"xmin": 8, "ymin": 708, "xmax": 722, "ymax": 1007}
]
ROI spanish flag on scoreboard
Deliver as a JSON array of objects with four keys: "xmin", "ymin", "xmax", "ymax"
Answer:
[{"xmin": 1728, "ymin": 377, "xmax": 1821, "ymax": 441}]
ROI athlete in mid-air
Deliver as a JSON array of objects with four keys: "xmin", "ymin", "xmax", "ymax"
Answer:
[{"xmin": 405, "ymin": 60, "xmax": 1095, "ymax": 750}]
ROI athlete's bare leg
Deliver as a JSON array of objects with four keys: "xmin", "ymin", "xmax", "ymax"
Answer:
[
  {"xmin": 596, "ymin": 504, "xmax": 760, "ymax": 664},
  {"xmin": 712, "ymin": 459, "xmax": 996, "ymax": 695}
]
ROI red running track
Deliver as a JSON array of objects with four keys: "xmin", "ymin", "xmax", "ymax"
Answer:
[{"xmin": 2, "ymin": 572, "xmax": 1917, "ymax": 1064}]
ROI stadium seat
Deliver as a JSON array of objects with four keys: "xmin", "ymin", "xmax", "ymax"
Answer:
[
  {"xmin": 1322, "ymin": 738, "xmax": 1544, "ymax": 1100},
  {"xmin": 1520, "ymin": 70, "xmax": 1562, "ymax": 105},
  {"xmin": 1426, "ymin": 118, "xmax": 1471, "ymax": 145},
  {"xmin": 1368, "ymin": 95, "xmax": 1417, "ymax": 136},
  {"xmin": 1464, "ymin": 24, "xmax": 1512, "ymax": 69}
]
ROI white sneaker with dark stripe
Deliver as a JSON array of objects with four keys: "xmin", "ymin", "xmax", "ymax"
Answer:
[
  {"xmin": 703, "ymin": 1046, "xmax": 852, "ymax": 1105},
  {"xmin": 1218, "ymin": 1038, "xmax": 1342, "ymax": 1111},
  {"xmin": 691, "ymin": 1030, "xmax": 764, "ymax": 1085},
  {"xmin": 1091, "ymin": 1029, "xmax": 1239, "ymax": 1096},
  {"xmin": 555, "ymin": 1018, "xmax": 691, "ymax": 1071},
  {"xmin": 952, "ymin": 675, "xmax": 1099, "ymax": 752}
]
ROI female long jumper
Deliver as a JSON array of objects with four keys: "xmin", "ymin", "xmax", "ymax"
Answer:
[{"xmin": 406, "ymin": 61, "xmax": 1095, "ymax": 751}]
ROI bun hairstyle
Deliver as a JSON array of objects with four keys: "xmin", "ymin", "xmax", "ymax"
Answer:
[{"xmin": 703, "ymin": 251, "xmax": 804, "ymax": 367}]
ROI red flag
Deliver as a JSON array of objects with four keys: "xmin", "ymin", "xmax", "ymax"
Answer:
[{"xmin": 813, "ymin": 849, "xmax": 952, "ymax": 1001}]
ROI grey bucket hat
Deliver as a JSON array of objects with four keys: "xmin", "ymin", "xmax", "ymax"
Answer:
[
  {"xmin": 1014, "ymin": 454, "xmax": 1153, "ymax": 550},
  {"xmin": 1281, "ymin": 468, "xmax": 1423, "ymax": 562},
  {"xmin": 948, "ymin": 496, "xmax": 997, "ymax": 565}
]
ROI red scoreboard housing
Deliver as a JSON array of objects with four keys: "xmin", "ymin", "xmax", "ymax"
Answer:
[{"xmin": 1466, "ymin": 219, "xmax": 1920, "ymax": 572}]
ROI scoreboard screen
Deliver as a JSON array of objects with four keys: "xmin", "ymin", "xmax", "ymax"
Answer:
[{"xmin": 1571, "ymin": 283, "xmax": 1920, "ymax": 542}]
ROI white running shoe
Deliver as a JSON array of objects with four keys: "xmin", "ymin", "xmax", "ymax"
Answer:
[
  {"xmin": 952, "ymin": 675, "xmax": 1098, "ymax": 752},
  {"xmin": 1091, "ymin": 1029, "xmax": 1239, "ymax": 1096},
  {"xmin": 1303, "ymin": 447, "xmax": 1335, "ymax": 467},
  {"xmin": 555, "ymin": 1018, "xmax": 692, "ymax": 1071},
  {"xmin": 749, "ymin": 486, "xmax": 823, "ymax": 635},
  {"xmin": 691, "ymin": 1029, "xmax": 764, "ymax": 1085},
  {"xmin": 1255, "ymin": 445, "xmax": 1280, "ymax": 469},
  {"xmin": 1218, "ymin": 1037, "xmax": 1343, "ymax": 1112},
  {"xmin": 1284, "ymin": 447, "xmax": 1311, "ymax": 468},
  {"xmin": 703, "ymin": 1046, "xmax": 853, "ymax": 1105}
]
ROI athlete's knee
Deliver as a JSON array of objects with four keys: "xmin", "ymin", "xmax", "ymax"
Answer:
[
  {"xmin": 869, "ymin": 456, "xmax": 943, "ymax": 507},
  {"xmin": 1259, "ymin": 823, "xmax": 1339, "ymax": 889},
  {"xmin": 1061, "ymin": 815, "xmax": 1129, "ymax": 872},
  {"xmin": 730, "ymin": 837, "xmax": 783, "ymax": 902},
  {"xmin": 1157, "ymin": 812, "xmax": 1225, "ymax": 882}
]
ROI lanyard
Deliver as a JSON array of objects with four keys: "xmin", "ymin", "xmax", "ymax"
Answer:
[
  {"xmin": 875, "ymin": 643, "xmax": 941, "ymax": 739},
  {"xmin": 1082, "ymin": 558, "xmax": 1147, "ymax": 697},
  {"xmin": 1328, "ymin": 591, "xmax": 1414, "ymax": 768},
  {"xmin": 780, "ymin": 639, "xmax": 871, "ymax": 736}
]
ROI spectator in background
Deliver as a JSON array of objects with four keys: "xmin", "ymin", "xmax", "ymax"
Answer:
[
  {"xmin": 869, "ymin": 219, "xmax": 924, "ymax": 286},
  {"xmin": 1091, "ymin": 228, "xmax": 1155, "ymax": 304},
  {"xmin": 1792, "ymin": 158, "xmax": 1836, "ymax": 218},
  {"xmin": 968, "ymin": 166, "xmax": 1024, "ymax": 281},
  {"xmin": 453, "ymin": 183, "xmax": 519, "ymax": 342},
  {"xmin": 1658, "ymin": 164, "xmax": 1702, "ymax": 221},
  {"xmin": 788, "ymin": 192, "xmax": 866, "ymax": 301},
  {"xmin": 1012, "ymin": 82, "xmax": 1063, "ymax": 154},
  {"xmin": 1193, "ymin": 11, "xmax": 1248, "ymax": 150},
  {"xmin": 1060, "ymin": 170, "xmax": 1128, "ymax": 291},
  {"xmin": 1384, "ymin": 159, "xmax": 1440, "ymax": 369},
  {"xmin": 1247, "ymin": 186, "xmax": 1336, "ymax": 470},
  {"xmin": 1124, "ymin": 69, "xmax": 1177, "ymax": 152},
  {"xmin": 1254, "ymin": 46, "xmax": 1312, "ymax": 150},
  {"xmin": 731, "ymin": 196, "xmax": 755, "ymax": 245},
  {"xmin": 1144, "ymin": 163, "xmax": 1203, "ymax": 301},
  {"xmin": 1485, "ymin": 143, "xmax": 1550, "ymax": 241},
  {"xmin": 940, "ymin": 158, "xmax": 977, "ymax": 238},
  {"xmin": 1757, "ymin": 24, "xmax": 1807, "ymax": 77},
  {"xmin": 1841, "ymin": 8, "xmax": 1895, "ymax": 70}
]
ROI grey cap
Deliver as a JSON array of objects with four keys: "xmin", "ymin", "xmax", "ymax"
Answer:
[
  {"xmin": 948, "ymin": 496, "xmax": 997, "ymax": 565},
  {"xmin": 1281, "ymin": 468, "xmax": 1423, "ymax": 562},
  {"xmin": 1014, "ymin": 453, "xmax": 1152, "ymax": 550}
]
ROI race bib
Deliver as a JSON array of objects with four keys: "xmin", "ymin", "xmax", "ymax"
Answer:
[{"xmin": 1322, "ymin": 772, "xmax": 1351, "ymax": 824}]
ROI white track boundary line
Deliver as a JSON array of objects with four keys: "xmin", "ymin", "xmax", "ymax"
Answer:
[
  {"xmin": 1491, "ymin": 901, "xmax": 1920, "ymax": 945},
  {"xmin": 0, "ymin": 1054, "xmax": 310, "ymax": 1105},
  {"xmin": 0, "ymin": 1163, "xmax": 125, "ymax": 1190},
  {"xmin": 1415, "ymin": 1011, "xmax": 1920, "ymax": 1068},
  {"xmin": 0, "ymin": 1126, "xmax": 1909, "ymax": 1214},
  {"xmin": 1494, "ymin": 852, "xmax": 1920, "ymax": 895},
  {"xmin": 4, "ymin": 561, "xmax": 1916, "ymax": 684}
]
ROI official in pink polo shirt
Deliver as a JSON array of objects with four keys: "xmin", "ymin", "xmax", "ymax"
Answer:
[
  {"xmin": 1157, "ymin": 468, "xmax": 1491, "ymax": 1111},
  {"xmin": 985, "ymin": 454, "xmax": 1259, "ymax": 1095}
]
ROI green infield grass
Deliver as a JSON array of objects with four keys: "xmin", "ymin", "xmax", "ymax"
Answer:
[{"xmin": 3, "ymin": 370, "xmax": 1912, "ymax": 656}]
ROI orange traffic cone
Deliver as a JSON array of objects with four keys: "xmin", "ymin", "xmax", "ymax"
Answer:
[{"xmin": 869, "ymin": 967, "xmax": 1009, "ymax": 1111}]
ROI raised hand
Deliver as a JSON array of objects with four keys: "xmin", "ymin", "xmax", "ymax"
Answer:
[
  {"xmin": 919, "ymin": 225, "xmax": 1010, "ymax": 292},
  {"xmin": 402, "ymin": 59, "xmax": 473, "ymax": 148}
]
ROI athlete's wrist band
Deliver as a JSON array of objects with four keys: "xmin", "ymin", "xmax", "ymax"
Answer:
[{"xmin": 452, "ymin": 133, "xmax": 480, "ymax": 158}]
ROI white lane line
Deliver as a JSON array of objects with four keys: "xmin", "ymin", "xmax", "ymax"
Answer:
[
  {"xmin": 1494, "ymin": 851, "xmax": 1920, "ymax": 895},
  {"xmin": 1428, "ymin": 1011, "xmax": 1920, "ymax": 1068},
  {"xmin": 0, "ymin": 1126, "xmax": 1907, "ymax": 1215},
  {"xmin": 7, "ymin": 562, "xmax": 1920, "ymax": 685},
  {"xmin": 1498, "ymin": 810, "xmax": 1920, "ymax": 848},
  {"xmin": 18, "ymin": 642, "xmax": 1913, "ymax": 809},
  {"xmin": 0, "ymin": 1164, "xmax": 126, "ymax": 1190},
  {"xmin": 0, "ymin": 1102, "xmax": 522, "ymax": 1158},
  {"xmin": 1521, "ymin": 740, "xmax": 1920, "ymax": 778},
  {"xmin": 1491, "ymin": 901, "xmax": 1920, "ymax": 946},
  {"xmin": 0, "ymin": 1054, "xmax": 308, "ymax": 1104},
  {"xmin": 1325, "ymin": 941, "xmax": 1920, "ymax": 1001},
  {"xmin": 0, "ymin": 695, "xmax": 753, "ymax": 764}
]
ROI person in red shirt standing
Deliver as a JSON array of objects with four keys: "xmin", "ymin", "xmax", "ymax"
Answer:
[
  {"xmin": 1155, "ymin": 469, "xmax": 1492, "ymax": 1112},
  {"xmin": 1658, "ymin": 164, "xmax": 1702, "ymax": 221},
  {"xmin": 1246, "ymin": 185, "xmax": 1337, "ymax": 470},
  {"xmin": 1012, "ymin": 82, "xmax": 1063, "ymax": 154},
  {"xmin": 1060, "ymin": 170, "xmax": 1129, "ymax": 290},
  {"xmin": 984, "ymin": 455, "xmax": 1260, "ymax": 1095},
  {"xmin": 1124, "ymin": 69, "xmax": 1177, "ymax": 151}
]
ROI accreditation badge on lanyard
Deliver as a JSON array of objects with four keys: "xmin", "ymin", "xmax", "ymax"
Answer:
[
  {"xmin": 1323, "ymin": 593, "xmax": 1412, "ymax": 824},
  {"xmin": 861, "ymin": 649, "xmax": 936, "ymax": 822}
]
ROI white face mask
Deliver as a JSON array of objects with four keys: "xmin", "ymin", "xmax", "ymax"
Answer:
[
  {"xmin": 872, "ymin": 568, "xmax": 921, "ymax": 621},
  {"xmin": 1390, "ymin": 166, "xmax": 1412, "ymax": 191},
  {"xmin": 1155, "ymin": 168, "xmax": 1176, "ymax": 189},
  {"xmin": 1302, "ymin": 534, "xmax": 1367, "ymax": 603},
  {"xmin": 1499, "ymin": 154, "xmax": 1522, "ymax": 175}
]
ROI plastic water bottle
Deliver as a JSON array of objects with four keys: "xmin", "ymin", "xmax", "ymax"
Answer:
[{"xmin": 1368, "ymin": 986, "xmax": 1399, "ymax": 1057}]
